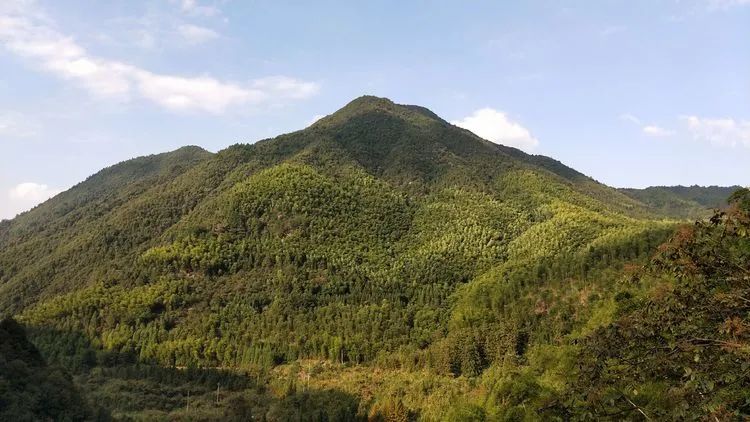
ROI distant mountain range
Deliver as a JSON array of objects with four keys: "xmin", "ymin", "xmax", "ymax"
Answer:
[{"xmin": 619, "ymin": 185, "xmax": 742, "ymax": 219}]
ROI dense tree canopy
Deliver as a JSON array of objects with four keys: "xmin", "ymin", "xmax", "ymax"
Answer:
[
  {"xmin": 0, "ymin": 96, "xmax": 743, "ymax": 420},
  {"xmin": 0, "ymin": 318, "xmax": 105, "ymax": 421}
]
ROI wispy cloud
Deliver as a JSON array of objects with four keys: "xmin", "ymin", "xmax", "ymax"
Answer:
[
  {"xmin": 171, "ymin": 0, "xmax": 221, "ymax": 17},
  {"xmin": 623, "ymin": 113, "xmax": 750, "ymax": 145},
  {"xmin": 177, "ymin": 23, "xmax": 218, "ymax": 44},
  {"xmin": 706, "ymin": 0, "xmax": 750, "ymax": 10},
  {"xmin": 642, "ymin": 125, "xmax": 674, "ymax": 138},
  {"xmin": 96, "ymin": 11, "xmax": 222, "ymax": 51},
  {"xmin": 0, "ymin": 2, "xmax": 319, "ymax": 114},
  {"xmin": 667, "ymin": 0, "xmax": 750, "ymax": 22},
  {"xmin": 452, "ymin": 108, "xmax": 539, "ymax": 152},
  {"xmin": 681, "ymin": 115, "xmax": 750, "ymax": 147},
  {"xmin": 621, "ymin": 113, "xmax": 674, "ymax": 138},
  {"xmin": 0, "ymin": 111, "xmax": 37, "ymax": 138},
  {"xmin": 619, "ymin": 113, "xmax": 642, "ymax": 125},
  {"xmin": 600, "ymin": 25, "xmax": 627, "ymax": 38}
]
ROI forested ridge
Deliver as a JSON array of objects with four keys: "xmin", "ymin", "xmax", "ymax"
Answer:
[
  {"xmin": 1, "ymin": 96, "xmax": 746, "ymax": 420},
  {"xmin": 619, "ymin": 185, "xmax": 741, "ymax": 219}
]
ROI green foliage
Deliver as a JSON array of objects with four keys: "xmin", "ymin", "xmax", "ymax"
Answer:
[
  {"xmin": 267, "ymin": 389, "xmax": 362, "ymax": 421},
  {"xmin": 728, "ymin": 187, "xmax": 750, "ymax": 210},
  {"xmin": 0, "ymin": 318, "xmax": 105, "ymax": 421},
  {"xmin": 442, "ymin": 403, "xmax": 486, "ymax": 422},
  {"xmin": 566, "ymin": 191, "xmax": 750, "ymax": 419},
  {"xmin": 3, "ymin": 96, "xmax": 744, "ymax": 420}
]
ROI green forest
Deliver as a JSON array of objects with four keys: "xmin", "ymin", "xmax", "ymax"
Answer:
[{"xmin": 1, "ymin": 97, "xmax": 747, "ymax": 421}]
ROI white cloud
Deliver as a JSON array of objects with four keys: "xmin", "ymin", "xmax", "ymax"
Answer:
[
  {"xmin": 251, "ymin": 76, "xmax": 320, "ymax": 100},
  {"xmin": 642, "ymin": 125, "xmax": 674, "ymax": 138},
  {"xmin": 9, "ymin": 182, "xmax": 61, "ymax": 201},
  {"xmin": 0, "ymin": 3, "xmax": 319, "ymax": 114},
  {"xmin": 681, "ymin": 115, "xmax": 750, "ymax": 147},
  {"xmin": 451, "ymin": 108, "xmax": 539, "ymax": 152},
  {"xmin": 172, "ymin": 0, "xmax": 221, "ymax": 17},
  {"xmin": 133, "ymin": 71, "xmax": 256, "ymax": 113},
  {"xmin": 177, "ymin": 24, "xmax": 218, "ymax": 44},
  {"xmin": 131, "ymin": 28, "xmax": 158, "ymax": 50},
  {"xmin": 0, "ymin": 111, "xmax": 36, "ymax": 138},
  {"xmin": 621, "ymin": 113, "xmax": 674, "ymax": 138},
  {"xmin": 2, "ymin": 182, "xmax": 63, "ymax": 219},
  {"xmin": 97, "ymin": 11, "xmax": 222, "ymax": 51},
  {"xmin": 619, "ymin": 113, "xmax": 641, "ymax": 125}
]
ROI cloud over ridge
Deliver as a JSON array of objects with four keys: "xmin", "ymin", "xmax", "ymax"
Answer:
[{"xmin": 452, "ymin": 108, "xmax": 539, "ymax": 152}]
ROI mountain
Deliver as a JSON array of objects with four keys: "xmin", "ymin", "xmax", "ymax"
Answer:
[
  {"xmin": 1, "ymin": 96, "xmax": 747, "ymax": 420},
  {"xmin": 0, "ymin": 96, "xmax": 656, "ymax": 314},
  {"xmin": 619, "ymin": 185, "xmax": 742, "ymax": 219}
]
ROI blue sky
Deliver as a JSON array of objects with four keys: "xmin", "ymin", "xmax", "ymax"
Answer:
[{"xmin": 1, "ymin": 0, "xmax": 748, "ymax": 218}]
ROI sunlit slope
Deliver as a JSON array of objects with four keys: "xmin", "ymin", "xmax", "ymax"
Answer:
[{"xmin": 1, "ymin": 97, "xmax": 681, "ymax": 374}]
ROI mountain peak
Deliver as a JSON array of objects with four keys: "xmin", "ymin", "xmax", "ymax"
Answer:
[
  {"xmin": 346, "ymin": 95, "xmax": 395, "ymax": 108},
  {"xmin": 314, "ymin": 95, "xmax": 444, "ymax": 129},
  {"xmin": 342, "ymin": 95, "xmax": 443, "ymax": 121},
  {"xmin": 331, "ymin": 95, "xmax": 402, "ymax": 118}
]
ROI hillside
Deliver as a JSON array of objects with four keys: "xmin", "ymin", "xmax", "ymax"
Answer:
[
  {"xmin": 0, "ymin": 145, "xmax": 214, "ymax": 311},
  {"xmin": 0, "ymin": 96, "xmax": 657, "ymax": 314},
  {"xmin": 0, "ymin": 317, "xmax": 104, "ymax": 421},
  {"xmin": 2, "ymin": 96, "xmax": 747, "ymax": 420},
  {"xmin": 620, "ymin": 185, "xmax": 742, "ymax": 219}
]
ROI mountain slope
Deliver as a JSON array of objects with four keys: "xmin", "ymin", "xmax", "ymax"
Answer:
[
  {"xmin": 5, "ymin": 96, "xmax": 668, "ymax": 349},
  {"xmin": 1, "ymin": 95, "xmax": 715, "ymax": 418},
  {"xmin": 0, "ymin": 146, "xmax": 214, "ymax": 311},
  {"xmin": 0, "ymin": 97, "xmax": 657, "ymax": 314}
]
